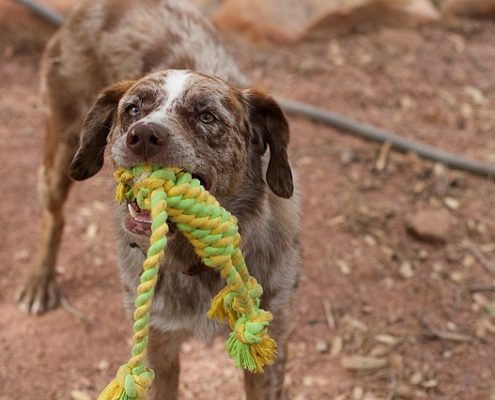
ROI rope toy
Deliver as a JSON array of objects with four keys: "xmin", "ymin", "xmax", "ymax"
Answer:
[{"xmin": 98, "ymin": 165, "xmax": 276, "ymax": 400}]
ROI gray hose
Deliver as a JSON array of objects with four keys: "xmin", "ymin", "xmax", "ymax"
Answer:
[
  {"xmin": 12, "ymin": 0, "xmax": 64, "ymax": 26},
  {"xmin": 278, "ymin": 98, "xmax": 495, "ymax": 178},
  {"xmin": 13, "ymin": 0, "xmax": 495, "ymax": 178}
]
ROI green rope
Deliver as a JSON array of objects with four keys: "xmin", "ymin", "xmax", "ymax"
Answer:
[{"xmin": 98, "ymin": 165, "xmax": 276, "ymax": 400}]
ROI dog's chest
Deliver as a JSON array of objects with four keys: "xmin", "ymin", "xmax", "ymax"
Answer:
[{"xmin": 116, "ymin": 234, "xmax": 228, "ymax": 340}]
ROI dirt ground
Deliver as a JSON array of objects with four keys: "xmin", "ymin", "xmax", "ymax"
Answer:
[{"xmin": 1, "ymin": 3, "xmax": 495, "ymax": 400}]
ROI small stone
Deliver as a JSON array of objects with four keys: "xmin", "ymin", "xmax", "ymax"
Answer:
[
  {"xmin": 97, "ymin": 359, "xmax": 109, "ymax": 371},
  {"xmin": 364, "ymin": 235, "xmax": 377, "ymax": 246},
  {"xmin": 85, "ymin": 223, "xmax": 99, "ymax": 240},
  {"xmin": 70, "ymin": 390, "xmax": 91, "ymax": 400},
  {"xmin": 433, "ymin": 163, "xmax": 447, "ymax": 177},
  {"xmin": 462, "ymin": 254, "xmax": 476, "ymax": 268},
  {"xmin": 450, "ymin": 271, "xmax": 465, "ymax": 283},
  {"xmin": 352, "ymin": 386, "xmax": 364, "ymax": 400},
  {"xmin": 399, "ymin": 261, "xmax": 414, "ymax": 279},
  {"xmin": 383, "ymin": 277, "xmax": 394, "ymax": 289},
  {"xmin": 410, "ymin": 371, "xmax": 423, "ymax": 385},
  {"xmin": 418, "ymin": 249, "xmax": 429, "ymax": 260},
  {"xmin": 444, "ymin": 197, "xmax": 460, "ymax": 210},
  {"xmin": 406, "ymin": 208, "xmax": 453, "ymax": 243},
  {"xmin": 446, "ymin": 321, "xmax": 457, "ymax": 331},
  {"xmin": 13, "ymin": 249, "xmax": 31, "ymax": 262},
  {"xmin": 315, "ymin": 340, "xmax": 329, "ymax": 354},
  {"xmin": 463, "ymin": 85, "xmax": 486, "ymax": 105},
  {"xmin": 303, "ymin": 376, "xmax": 314, "ymax": 387},
  {"xmin": 340, "ymin": 149, "xmax": 358, "ymax": 165},
  {"xmin": 443, "ymin": 350, "xmax": 453, "ymax": 358},
  {"xmin": 337, "ymin": 260, "xmax": 351, "ymax": 275},
  {"xmin": 400, "ymin": 96, "xmax": 416, "ymax": 110}
]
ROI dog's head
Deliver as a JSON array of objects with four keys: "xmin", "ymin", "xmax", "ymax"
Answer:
[{"xmin": 69, "ymin": 70, "xmax": 293, "ymax": 235}]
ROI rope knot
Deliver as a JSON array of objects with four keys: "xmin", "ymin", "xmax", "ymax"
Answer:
[{"xmin": 98, "ymin": 364, "xmax": 154, "ymax": 400}]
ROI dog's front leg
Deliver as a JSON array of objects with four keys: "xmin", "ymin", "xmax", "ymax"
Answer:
[
  {"xmin": 244, "ymin": 303, "xmax": 292, "ymax": 400},
  {"xmin": 148, "ymin": 328, "xmax": 188, "ymax": 400},
  {"xmin": 244, "ymin": 341, "xmax": 288, "ymax": 400}
]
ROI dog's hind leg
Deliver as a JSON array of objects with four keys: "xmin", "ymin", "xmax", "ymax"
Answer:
[{"xmin": 15, "ymin": 35, "xmax": 83, "ymax": 314}]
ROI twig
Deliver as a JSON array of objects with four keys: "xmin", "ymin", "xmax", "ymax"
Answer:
[
  {"xmin": 466, "ymin": 243, "xmax": 495, "ymax": 276},
  {"xmin": 323, "ymin": 299, "xmax": 336, "ymax": 330},
  {"xmin": 419, "ymin": 315, "xmax": 471, "ymax": 342},
  {"xmin": 375, "ymin": 141, "xmax": 392, "ymax": 172},
  {"xmin": 468, "ymin": 284, "xmax": 495, "ymax": 293},
  {"xmin": 453, "ymin": 286, "xmax": 464, "ymax": 310},
  {"xmin": 279, "ymin": 98, "xmax": 495, "ymax": 178},
  {"xmin": 60, "ymin": 295, "xmax": 97, "ymax": 325}
]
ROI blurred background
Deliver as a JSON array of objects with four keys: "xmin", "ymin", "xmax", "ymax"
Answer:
[{"xmin": 1, "ymin": 0, "xmax": 494, "ymax": 399}]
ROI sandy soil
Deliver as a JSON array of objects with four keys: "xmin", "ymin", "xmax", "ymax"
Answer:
[{"xmin": 1, "ymin": 3, "xmax": 494, "ymax": 400}]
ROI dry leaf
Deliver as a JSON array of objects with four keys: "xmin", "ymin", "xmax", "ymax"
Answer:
[{"xmin": 341, "ymin": 355, "xmax": 387, "ymax": 370}]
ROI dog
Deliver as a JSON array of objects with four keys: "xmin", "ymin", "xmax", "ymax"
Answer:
[{"xmin": 16, "ymin": 0, "xmax": 300, "ymax": 398}]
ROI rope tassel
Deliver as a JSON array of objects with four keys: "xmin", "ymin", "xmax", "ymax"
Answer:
[{"xmin": 100, "ymin": 165, "xmax": 277, "ymax": 399}]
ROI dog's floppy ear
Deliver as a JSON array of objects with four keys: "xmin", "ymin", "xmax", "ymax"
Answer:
[
  {"xmin": 69, "ymin": 80, "xmax": 136, "ymax": 181},
  {"xmin": 243, "ymin": 88, "xmax": 293, "ymax": 198}
]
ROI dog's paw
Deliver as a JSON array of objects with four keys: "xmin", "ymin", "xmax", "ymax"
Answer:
[{"xmin": 15, "ymin": 274, "xmax": 60, "ymax": 314}]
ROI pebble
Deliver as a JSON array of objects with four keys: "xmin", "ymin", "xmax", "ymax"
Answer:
[{"xmin": 406, "ymin": 208, "xmax": 453, "ymax": 243}]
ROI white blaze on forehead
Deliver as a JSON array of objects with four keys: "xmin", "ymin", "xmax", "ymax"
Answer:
[{"xmin": 162, "ymin": 70, "xmax": 190, "ymax": 110}]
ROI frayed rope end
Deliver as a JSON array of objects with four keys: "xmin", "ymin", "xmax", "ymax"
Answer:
[{"xmin": 98, "ymin": 364, "xmax": 154, "ymax": 400}]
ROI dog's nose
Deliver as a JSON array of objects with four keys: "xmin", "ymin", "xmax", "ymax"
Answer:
[{"xmin": 126, "ymin": 123, "xmax": 167, "ymax": 158}]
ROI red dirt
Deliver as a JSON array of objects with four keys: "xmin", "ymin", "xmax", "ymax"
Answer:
[{"xmin": 1, "ymin": 3, "xmax": 495, "ymax": 400}]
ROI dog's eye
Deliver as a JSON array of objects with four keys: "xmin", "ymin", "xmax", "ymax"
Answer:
[
  {"xmin": 199, "ymin": 111, "xmax": 216, "ymax": 124},
  {"xmin": 125, "ymin": 104, "xmax": 140, "ymax": 117}
]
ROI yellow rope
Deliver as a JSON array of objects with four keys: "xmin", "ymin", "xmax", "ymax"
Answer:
[{"xmin": 98, "ymin": 165, "xmax": 276, "ymax": 400}]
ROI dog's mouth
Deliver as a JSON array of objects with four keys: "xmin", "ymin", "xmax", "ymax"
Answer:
[
  {"xmin": 123, "ymin": 172, "xmax": 209, "ymax": 237},
  {"xmin": 124, "ymin": 200, "xmax": 179, "ymax": 237}
]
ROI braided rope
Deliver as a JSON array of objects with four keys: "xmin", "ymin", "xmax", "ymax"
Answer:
[{"xmin": 98, "ymin": 165, "xmax": 276, "ymax": 400}]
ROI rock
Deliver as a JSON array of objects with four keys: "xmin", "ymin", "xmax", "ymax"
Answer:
[
  {"xmin": 399, "ymin": 261, "xmax": 415, "ymax": 278},
  {"xmin": 406, "ymin": 208, "xmax": 453, "ymax": 243},
  {"xmin": 340, "ymin": 148, "xmax": 358, "ymax": 165},
  {"xmin": 300, "ymin": 0, "xmax": 440, "ymax": 42},
  {"xmin": 441, "ymin": 0, "xmax": 495, "ymax": 18},
  {"xmin": 315, "ymin": 339, "xmax": 329, "ymax": 353},
  {"xmin": 70, "ymin": 391, "xmax": 91, "ymax": 400},
  {"xmin": 211, "ymin": 0, "xmax": 440, "ymax": 43}
]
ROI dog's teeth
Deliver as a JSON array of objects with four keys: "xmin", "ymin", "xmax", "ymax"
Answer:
[
  {"xmin": 127, "ymin": 203, "xmax": 151, "ymax": 224},
  {"xmin": 128, "ymin": 203, "xmax": 140, "ymax": 219}
]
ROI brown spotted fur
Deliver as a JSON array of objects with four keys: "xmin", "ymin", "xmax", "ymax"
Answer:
[{"xmin": 17, "ymin": 1, "xmax": 300, "ymax": 399}]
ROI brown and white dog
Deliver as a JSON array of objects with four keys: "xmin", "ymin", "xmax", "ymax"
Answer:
[{"xmin": 16, "ymin": 0, "xmax": 300, "ymax": 398}]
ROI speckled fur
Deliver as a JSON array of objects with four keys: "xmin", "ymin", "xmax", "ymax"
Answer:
[{"xmin": 24, "ymin": 1, "xmax": 300, "ymax": 399}]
